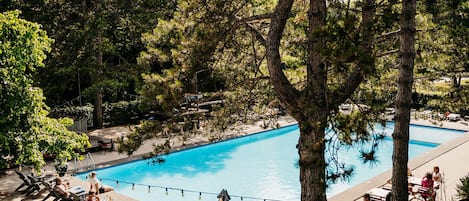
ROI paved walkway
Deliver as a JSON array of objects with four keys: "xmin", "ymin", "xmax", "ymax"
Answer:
[{"xmin": 1, "ymin": 116, "xmax": 468, "ymax": 201}]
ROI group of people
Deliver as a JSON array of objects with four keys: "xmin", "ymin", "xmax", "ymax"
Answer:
[
  {"xmin": 363, "ymin": 166, "xmax": 442, "ymax": 201},
  {"xmin": 419, "ymin": 166, "xmax": 442, "ymax": 200},
  {"xmin": 53, "ymin": 171, "xmax": 113, "ymax": 201}
]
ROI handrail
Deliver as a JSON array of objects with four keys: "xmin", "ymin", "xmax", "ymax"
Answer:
[
  {"xmin": 73, "ymin": 157, "xmax": 83, "ymax": 171},
  {"xmin": 86, "ymin": 152, "xmax": 96, "ymax": 169}
]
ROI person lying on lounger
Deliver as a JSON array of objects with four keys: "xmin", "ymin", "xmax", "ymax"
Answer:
[
  {"xmin": 55, "ymin": 177, "xmax": 73, "ymax": 201},
  {"xmin": 363, "ymin": 193, "xmax": 370, "ymax": 201}
]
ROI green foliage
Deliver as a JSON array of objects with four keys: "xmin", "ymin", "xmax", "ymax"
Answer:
[
  {"xmin": 411, "ymin": 0, "xmax": 469, "ymax": 112},
  {"xmin": 138, "ymin": 69, "xmax": 184, "ymax": 112},
  {"xmin": 50, "ymin": 105, "xmax": 94, "ymax": 119},
  {"xmin": 361, "ymin": 0, "xmax": 468, "ymax": 114},
  {"xmin": 0, "ymin": 11, "xmax": 89, "ymax": 171},
  {"xmin": 103, "ymin": 100, "xmax": 142, "ymax": 125},
  {"xmin": 118, "ymin": 0, "xmax": 281, "ymax": 156},
  {"xmin": 457, "ymin": 173, "xmax": 469, "ymax": 200},
  {"xmin": 117, "ymin": 120, "xmax": 163, "ymax": 155},
  {"xmin": 0, "ymin": 10, "xmax": 51, "ymax": 73}
]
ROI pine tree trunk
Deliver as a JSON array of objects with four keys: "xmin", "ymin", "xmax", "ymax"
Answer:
[
  {"xmin": 93, "ymin": 88, "xmax": 103, "ymax": 128},
  {"xmin": 297, "ymin": 119, "xmax": 327, "ymax": 201},
  {"xmin": 392, "ymin": 0, "xmax": 416, "ymax": 200}
]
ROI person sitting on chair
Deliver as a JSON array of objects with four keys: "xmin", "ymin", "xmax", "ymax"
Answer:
[{"xmin": 421, "ymin": 172, "xmax": 436, "ymax": 200}]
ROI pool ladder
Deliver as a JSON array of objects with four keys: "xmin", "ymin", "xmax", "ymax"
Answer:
[{"xmin": 72, "ymin": 153, "xmax": 96, "ymax": 172}]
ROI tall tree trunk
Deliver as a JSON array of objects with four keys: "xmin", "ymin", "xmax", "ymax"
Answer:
[
  {"xmin": 93, "ymin": 87, "xmax": 103, "ymax": 128},
  {"xmin": 92, "ymin": 0, "xmax": 104, "ymax": 128},
  {"xmin": 392, "ymin": 0, "xmax": 416, "ymax": 200},
  {"xmin": 298, "ymin": 117, "xmax": 328, "ymax": 201},
  {"xmin": 302, "ymin": 0, "xmax": 328, "ymax": 199},
  {"xmin": 93, "ymin": 35, "xmax": 104, "ymax": 128}
]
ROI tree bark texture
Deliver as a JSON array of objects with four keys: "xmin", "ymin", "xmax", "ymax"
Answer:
[
  {"xmin": 93, "ymin": 88, "xmax": 103, "ymax": 128},
  {"xmin": 298, "ymin": 117, "xmax": 328, "ymax": 201},
  {"xmin": 392, "ymin": 0, "xmax": 416, "ymax": 200}
]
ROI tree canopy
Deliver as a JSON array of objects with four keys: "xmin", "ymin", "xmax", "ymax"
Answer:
[{"xmin": 0, "ymin": 10, "xmax": 89, "ymax": 171}]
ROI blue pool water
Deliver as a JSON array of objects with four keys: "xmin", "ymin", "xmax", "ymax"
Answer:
[{"xmin": 76, "ymin": 123, "xmax": 465, "ymax": 201}]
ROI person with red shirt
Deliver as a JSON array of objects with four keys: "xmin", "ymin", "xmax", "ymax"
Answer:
[{"xmin": 421, "ymin": 172, "xmax": 436, "ymax": 200}]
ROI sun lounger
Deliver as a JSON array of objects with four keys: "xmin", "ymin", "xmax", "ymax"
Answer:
[
  {"xmin": 41, "ymin": 178, "xmax": 87, "ymax": 201},
  {"xmin": 14, "ymin": 170, "xmax": 44, "ymax": 195},
  {"xmin": 41, "ymin": 180, "xmax": 61, "ymax": 201},
  {"xmin": 69, "ymin": 186, "xmax": 87, "ymax": 201}
]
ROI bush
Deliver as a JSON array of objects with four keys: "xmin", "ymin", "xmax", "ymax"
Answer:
[
  {"xmin": 50, "ymin": 104, "xmax": 93, "ymax": 119},
  {"xmin": 457, "ymin": 173, "xmax": 469, "ymax": 200},
  {"xmin": 104, "ymin": 100, "xmax": 142, "ymax": 126}
]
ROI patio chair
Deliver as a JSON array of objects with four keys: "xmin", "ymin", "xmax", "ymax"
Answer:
[
  {"xmin": 14, "ymin": 170, "xmax": 30, "ymax": 192},
  {"xmin": 416, "ymin": 186, "xmax": 432, "ymax": 201},
  {"xmin": 43, "ymin": 184, "xmax": 85, "ymax": 201},
  {"xmin": 25, "ymin": 174, "xmax": 50, "ymax": 196},
  {"xmin": 41, "ymin": 180, "xmax": 62, "ymax": 201},
  {"xmin": 408, "ymin": 187, "xmax": 433, "ymax": 201}
]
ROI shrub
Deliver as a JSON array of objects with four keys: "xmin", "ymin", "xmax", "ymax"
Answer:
[{"xmin": 457, "ymin": 173, "xmax": 469, "ymax": 200}]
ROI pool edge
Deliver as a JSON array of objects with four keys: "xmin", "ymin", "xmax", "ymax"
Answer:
[{"xmin": 329, "ymin": 130, "xmax": 469, "ymax": 201}]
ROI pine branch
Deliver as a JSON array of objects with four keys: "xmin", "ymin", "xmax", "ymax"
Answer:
[
  {"xmin": 243, "ymin": 23, "xmax": 267, "ymax": 46},
  {"xmin": 375, "ymin": 29, "xmax": 400, "ymax": 42},
  {"xmin": 376, "ymin": 49, "xmax": 399, "ymax": 57},
  {"xmin": 237, "ymin": 13, "xmax": 272, "ymax": 24}
]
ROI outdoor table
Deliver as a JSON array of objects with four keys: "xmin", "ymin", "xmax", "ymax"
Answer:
[
  {"xmin": 408, "ymin": 176, "xmax": 422, "ymax": 186},
  {"xmin": 367, "ymin": 187, "xmax": 390, "ymax": 200}
]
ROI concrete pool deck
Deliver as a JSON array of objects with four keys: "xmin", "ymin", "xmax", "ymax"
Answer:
[
  {"xmin": 0, "ymin": 117, "xmax": 468, "ymax": 201},
  {"xmin": 330, "ymin": 119, "xmax": 469, "ymax": 201}
]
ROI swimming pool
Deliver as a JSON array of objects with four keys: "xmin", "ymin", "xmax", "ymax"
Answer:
[{"xmin": 76, "ymin": 122, "xmax": 465, "ymax": 201}]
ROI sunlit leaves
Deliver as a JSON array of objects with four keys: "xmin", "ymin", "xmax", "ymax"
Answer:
[
  {"xmin": 0, "ymin": 11, "xmax": 88, "ymax": 170},
  {"xmin": 0, "ymin": 10, "xmax": 52, "ymax": 73}
]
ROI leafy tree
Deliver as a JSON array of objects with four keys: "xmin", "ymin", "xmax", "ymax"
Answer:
[
  {"xmin": 0, "ymin": 10, "xmax": 89, "ymax": 171},
  {"xmin": 1, "ymin": 0, "xmax": 177, "ymax": 128},
  {"xmin": 424, "ymin": 0, "xmax": 468, "ymax": 83},
  {"xmin": 413, "ymin": 0, "xmax": 469, "ymax": 112}
]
